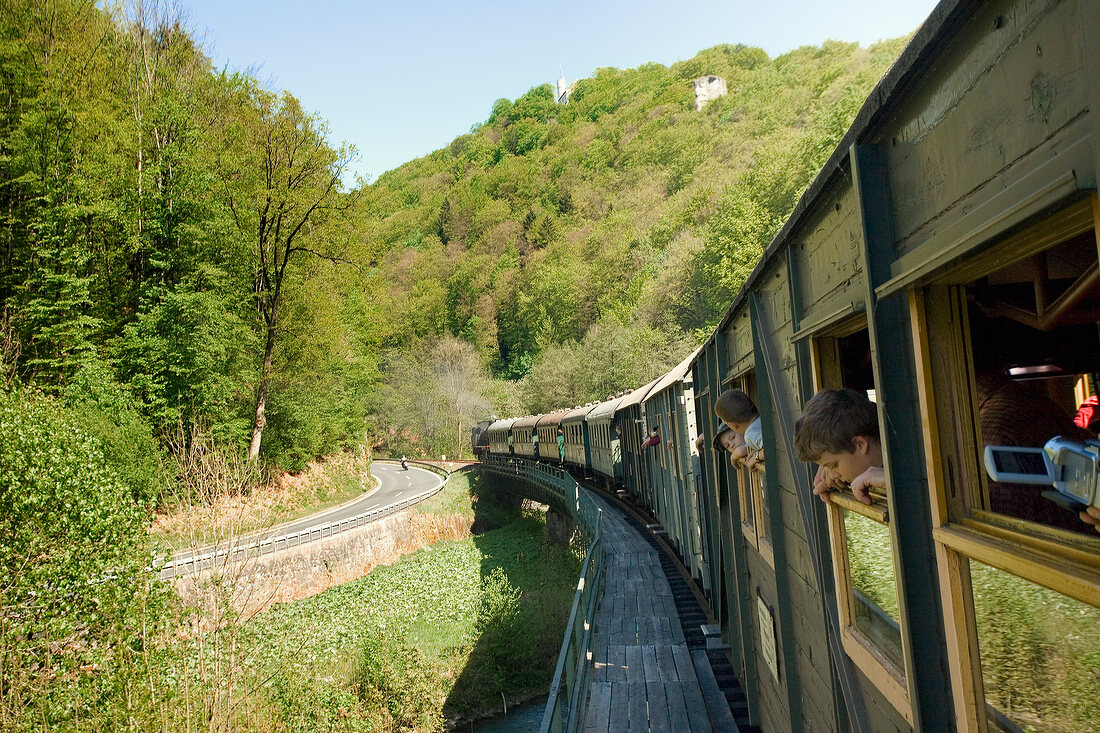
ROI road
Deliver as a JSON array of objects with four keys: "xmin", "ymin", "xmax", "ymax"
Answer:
[{"xmin": 160, "ymin": 461, "xmax": 446, "ymax": 578}]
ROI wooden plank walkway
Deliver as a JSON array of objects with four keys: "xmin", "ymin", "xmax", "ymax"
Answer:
[{"xmin": 583, "ymin": 493, "xmax": 736, "ymax": 732}]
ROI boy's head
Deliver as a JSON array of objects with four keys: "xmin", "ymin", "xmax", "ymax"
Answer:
[
  {"xmin": 714, "ymin": 389, "xmax": 759, "ymax": 434},
  {"xmin": 711, "ymin": 424, "xmax": 743, "ymax": 453},
  {"xmin": 794, "ymin": 389, "xmax": 882, "ymax": 482}
]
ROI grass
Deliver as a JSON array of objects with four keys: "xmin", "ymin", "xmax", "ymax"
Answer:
[{"xmin": 163, "ymin": 480, "xmax": 580, "ymax": 732}]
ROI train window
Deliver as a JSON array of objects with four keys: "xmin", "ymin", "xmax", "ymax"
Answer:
[
  {"xmin": 810, "ymin": 318, "xmax": 909, "ymax": 717},
  {"xmin": 969, "ymin": 558, "xmax": 1100, "ymax": 732},
  {"xmin": 914, "ymin": 196, "xmax": 1100, "ymax": 733},
  {"xmin": 728, "ymin": 373, "xmax": 773, "ymax": 567}
]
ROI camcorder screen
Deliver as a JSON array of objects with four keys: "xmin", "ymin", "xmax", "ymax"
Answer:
[{"xmin": 992, "ymin": 450, "xmax": 1048, "ymax": 478}]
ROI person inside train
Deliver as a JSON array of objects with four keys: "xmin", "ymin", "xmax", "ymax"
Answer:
[
  {"xmin": 1074, "ymin": 393, "xmax": 1100, "ymax": 432},
  {"xmin": 794, "ymin": 388, "xmax": 886, "ymax": 506},
  {"xmin": 714, "ymin": 389, "xmax": 764, "ymax": 472}
]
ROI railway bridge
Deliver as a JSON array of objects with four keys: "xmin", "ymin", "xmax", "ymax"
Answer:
[{"xmin": 480, "ymin": 456, "xmax": 749, "ymax": 732}]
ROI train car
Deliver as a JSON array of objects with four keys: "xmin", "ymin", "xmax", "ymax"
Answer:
[
  {"xmin": 586, "ymin": 394, "xmax": 626, "ymax": 487},
  {"xmin": 535, "ymin": 410, "xmax": 569, "ymax": 464},
  {"xmin": 561, "ymin": 404, "xmax": 595, "ymax": 469},
  {"xmin": 485, "ymin": 417, "xmax": 517, "ymax": 455},
  {"xmin": 642, "ymin": 348, "xmax": 708, "ymax": 584},
  {"xmin": 471, "ymin": 420, "xmax": 492, "ymax": 459},
  {"xmin": 616, "ymin": 377, "xmax": 660, "ymax": 506},
  {"xmin": 511, "ymin": 415, "xmax": 540, "ymax": 458},
  {"xmin": 686, "ymin": 2, "xmax": 1100, "ymax": 732}
]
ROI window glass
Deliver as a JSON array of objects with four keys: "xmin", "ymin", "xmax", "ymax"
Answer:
[
  {"xmin": 971, "ymin": 559, "xmax": 1100, "ymax": 731},
  {"xmin": 843, "ymin": 509, "xmax": 902, "ymax": 668}
]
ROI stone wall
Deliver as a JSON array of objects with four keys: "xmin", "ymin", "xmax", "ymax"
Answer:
[{"xmin": 174, "ymin": 508, "xmax": 472, "ymax": 625}]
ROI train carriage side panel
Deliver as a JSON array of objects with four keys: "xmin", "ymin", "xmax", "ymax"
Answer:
[
  {"xmin": 886, "ymin": 0, "xmax": 1093, "ymax": 261},
  {"xmin": 561, "ymin": 404, "xmax": 595, "ymax": 469},
  {"xmin": 486, "ymin": 417, "xmax": 518, "ymax": 456},
  {"xmin": 535, "ymin": 411, "xmax": 569, "ymax": 464},
  {"xmin": 587, "ymin": 395, "xmax": 625, "ymax": 487},
  {"xmin": 644, "ymin": 349, "xmax": 704, "ymax": 574},
  {"xmin": 617, "ymin": 377, "xmax": 660, "ymax": 506},
  {"xmin": 511, "ymin": 415, "xmax": 540, "ymax": 458}
]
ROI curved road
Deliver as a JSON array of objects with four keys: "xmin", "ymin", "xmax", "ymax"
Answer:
[{"xmin": 161, "ymin": 462, "xmax": 445, "ymax": 578}]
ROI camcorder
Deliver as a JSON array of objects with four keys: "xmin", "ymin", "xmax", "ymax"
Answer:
[{"xmin": 983, "ymin": 436, "xmax": 1100, "ymax": 512}]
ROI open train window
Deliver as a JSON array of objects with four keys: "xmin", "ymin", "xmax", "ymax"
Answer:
[
  {"xmin": 728, "ymin": 372, "xmax": 773, "ymax": 568},
  {"xmin": 809, "ymin": 318, "xmax": 910, "ymax": 720},
  {"xmin": 914, "ymin": 195, "xmax": 1100, "ymax": 733}
]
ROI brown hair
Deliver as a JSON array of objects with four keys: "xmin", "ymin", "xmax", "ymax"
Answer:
[
  {"xmin": 714, "ymin": 389, "xmax": 758, "ymax": 424},
  {"xmin": 794, "ymin": 389, "xmax": 880, "ymax": 462}
]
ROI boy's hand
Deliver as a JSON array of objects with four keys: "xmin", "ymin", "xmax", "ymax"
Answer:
[
  {"xmin": 1080, "ymin": 506, "xmax": 1100, "ymax": 534},
  {"xmin": 730, "ymin": 444, "xmax": 749, "ymax": 469},
  {"xmin": 746, "ymin": 450, "xmax": 764, "ymax": 473},
  {"xmin": 812, "ymin": 465, "xmax": 844, "ymax": 503},
  {"xmin": 848, "ymin": 466, "xmax": 885, "ymax": 505}
]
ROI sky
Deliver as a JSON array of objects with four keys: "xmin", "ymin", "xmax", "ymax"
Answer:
[{"xmin": 181, "ymin": 0, "xmax": 942, "ymax": 184}]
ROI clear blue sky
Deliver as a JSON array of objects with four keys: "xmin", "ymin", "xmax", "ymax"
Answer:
[{"xmin": 182, "ymin": 0, "xmax": 941, "ymax": 184}]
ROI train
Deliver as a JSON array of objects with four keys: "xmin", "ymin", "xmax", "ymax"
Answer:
[{"xmin": 475, "ymin": 2, "xmax": 1100, "ymax": 732}]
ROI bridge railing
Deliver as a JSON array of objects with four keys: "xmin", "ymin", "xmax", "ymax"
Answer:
[
  {"xmin": 158, "ymin": 460, "xmax": 452, "ymax": 579},
  {"xmin": 480, "ymin": 455, "xmax": 604, "ymax": 733}
]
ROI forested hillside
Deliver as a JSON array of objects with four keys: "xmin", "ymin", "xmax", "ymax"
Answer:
[{"xmin": 0, "ymin": 0, "xmax": 907, "ymax": 469}]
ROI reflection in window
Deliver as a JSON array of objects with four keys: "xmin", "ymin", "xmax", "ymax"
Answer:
[
  {"xmin": 843, "ymin": 509, "xmax": 903, "ymax": 669},
  {"xmin": 971, "ymin": 560, "xmax": 1100, "ymax": 732}
]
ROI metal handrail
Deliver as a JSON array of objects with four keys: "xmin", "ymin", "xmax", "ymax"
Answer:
[
  {"xmin": 479, "ymin": 455, "xmax": 606, "ymax": 733},
  {"xmin": 158, "ymin": 462, "xmax": 450, "ymax": 578}
]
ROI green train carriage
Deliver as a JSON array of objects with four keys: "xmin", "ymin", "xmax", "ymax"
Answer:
[{"xmin": 691, "ymin": 1, "xmax": 1100, "ymax": 731}]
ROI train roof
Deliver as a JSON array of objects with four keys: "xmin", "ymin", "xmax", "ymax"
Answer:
[
  {"xmin": 512, "ymin": 414, "xmax": 542, "ymax": 429},
  {"xmin": 535, "ymin": 410, "xmax": 570, "ymax": 428},
  {"xmin": 562, "ymin": 404, "xmax": 597, "ymax": 424},
  {"xmin": 617, "ymin": 376, "xmax": 661, "ymax": 410},
  {"xmin": 586, "ymin": 394, "xmax": 626, "ymax": 422},
  {"xmin": 486, "ymin": 417, "xmax": 518, "ymax": 432},
  {"xmin": 645, "ymin": 347, "xmax": 703, "ymax": 400}
]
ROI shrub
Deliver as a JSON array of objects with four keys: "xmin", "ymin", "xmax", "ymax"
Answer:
[{"xmin": 0, "ymin": 386, "xmax": 170, "ymax": 729}]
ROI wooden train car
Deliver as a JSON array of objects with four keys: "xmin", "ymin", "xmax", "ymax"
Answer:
[
  {"xmin": 688, "ymin": 1, "xmax": 1100, "ymax": 731},
  {"xmin": 616, "ymin": 377, "xmax": 660, "ymax": 505},
  {"xmin": 535, "ymin": 410, "xmax": 569, "ymax": 464},
  {"xmin": 642, "ymin": 348, "xmax": 708, "ymax": 582}
]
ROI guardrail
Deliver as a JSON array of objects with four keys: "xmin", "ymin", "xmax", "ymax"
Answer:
[
  {"xmin": 480, "ymin": 455, "xmax": 605, "ymax": 733},
  {"xmin": 158, "ymin": 460, "xmax": 450, "ymax": 579}
]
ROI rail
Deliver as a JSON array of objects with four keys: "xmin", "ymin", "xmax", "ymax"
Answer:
[
  {"xmin": 480, "ymin": 455, "xmax": 605, "ymax": 733},
  {"xmin": 158, "ymin": 459, "xmax": 451, "ymax": 579}
]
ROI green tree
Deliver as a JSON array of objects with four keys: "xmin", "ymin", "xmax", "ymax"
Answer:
[{"xmin": 217, "ymin": 87, "xmax": 356, "ymax": 459}]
